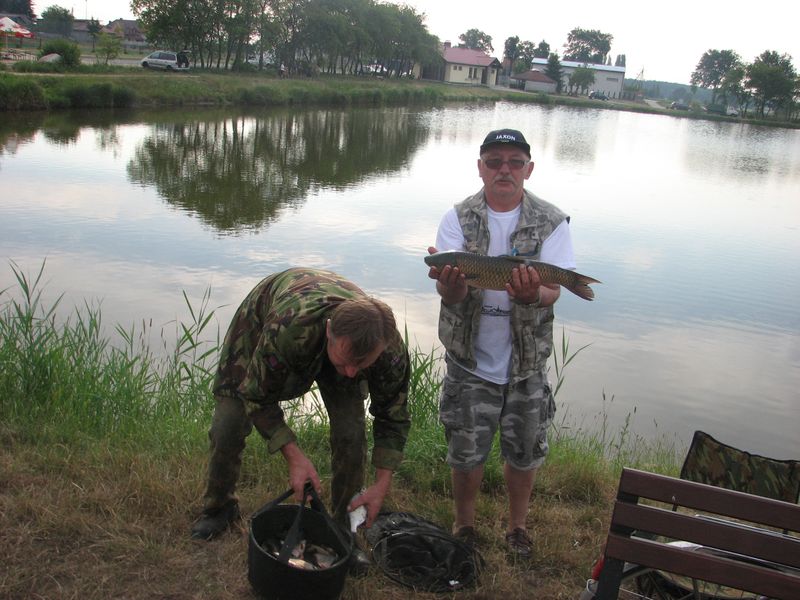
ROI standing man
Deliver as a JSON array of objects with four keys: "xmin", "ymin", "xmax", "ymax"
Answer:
[
  {"xmin": 191, "ymin": 268, "xmax": 410, "ymax": 551},
  {"xmin": 427, "ymin": 129, "xmax": 576, "ymax": 558}
]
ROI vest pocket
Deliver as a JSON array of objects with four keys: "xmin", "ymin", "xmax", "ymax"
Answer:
[{"xmin": 438, "ymin": 300, "xmax": 471, "ymax": 360}]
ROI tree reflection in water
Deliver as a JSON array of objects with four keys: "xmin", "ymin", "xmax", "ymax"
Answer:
[{"xmin": 126, "ymin": 108, "xmax": 430, "ymax": 233}]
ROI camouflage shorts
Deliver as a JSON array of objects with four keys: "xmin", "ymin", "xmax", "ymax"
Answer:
[{"xmin": 438, "ymin": 358, "xmax": 555, "ymax": 471}]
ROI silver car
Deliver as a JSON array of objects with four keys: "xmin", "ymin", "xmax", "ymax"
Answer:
[{"xmin": 141, "ymin": 51, "xmax": 187, "ymax": 71}]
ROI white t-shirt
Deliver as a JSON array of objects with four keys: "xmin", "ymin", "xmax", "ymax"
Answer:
[{"xmin": 435, "ymin": 203, "xmax": 575, "ymax": 384}]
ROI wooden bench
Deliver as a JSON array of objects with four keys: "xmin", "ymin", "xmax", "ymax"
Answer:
[{"xmin": 594, "ymin": 467, "xmax": 800, "ymax": 599}]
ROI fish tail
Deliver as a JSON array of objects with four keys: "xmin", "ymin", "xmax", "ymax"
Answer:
[{"xmin": 567, "ymin": 273, "xmax": 601, "ymax": 301}]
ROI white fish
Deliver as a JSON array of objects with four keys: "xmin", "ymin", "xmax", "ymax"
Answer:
[
  {"xmin": 306, "ymin": 543, "xmax": 338, "ymax": 569},
  {"xmin": 349, "ymin": 504, "xmax": 367, "ymax": 533},
  {"xmin": 288, "ymin": 557, "xmax": 317, "ymax": 570},
  {"xmin": 349, "ymin": 491, "xmax": 368, "ymax": 533}
]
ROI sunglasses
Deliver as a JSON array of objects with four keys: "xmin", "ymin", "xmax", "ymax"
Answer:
[{"xmin": 482, "ymin": 157, "xmax": 529, "ymax": 171}]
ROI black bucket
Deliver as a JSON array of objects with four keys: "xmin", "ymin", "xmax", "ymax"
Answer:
[{"xmin": 248, "ymin": 485, "xmax": 354, "ymax": 600}]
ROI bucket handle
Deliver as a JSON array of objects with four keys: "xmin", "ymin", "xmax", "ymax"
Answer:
[{"xmin": 255, "ymin": 482, "xmax": 352, "ymax": 565}]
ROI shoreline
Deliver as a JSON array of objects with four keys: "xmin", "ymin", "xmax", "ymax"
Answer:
[{"xmin": 1, "ymin": 66, "xmax": 797, "ymax": 129}]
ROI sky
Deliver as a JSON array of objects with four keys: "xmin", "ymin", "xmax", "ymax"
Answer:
[{"xmin": 33, "ymin": 0, "xmax": 800, "ymax": 84}]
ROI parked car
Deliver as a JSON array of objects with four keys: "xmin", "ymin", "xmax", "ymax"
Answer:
[
  {"xmin": 670, "ymin": 101, "xmax": 690, "ymax": 110},
  {"xmin": 704, "ymin": 104, "xmax": 739, "ymax": 117},
  {"xmin": 141, "ymin": 51, "xmax": 188, "ymax": 71},
  {"xmin": 589, "ymin": 91, "xmax": 608, "ymax": 100}
]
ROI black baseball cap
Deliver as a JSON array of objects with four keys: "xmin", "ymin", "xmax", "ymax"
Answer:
[{"xmin": 479, "ymin": 129, "xmax": 531, "ymax": 157}]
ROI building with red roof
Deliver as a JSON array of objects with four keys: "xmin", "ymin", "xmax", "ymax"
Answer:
[
  {"xmin": 509, "ymin": 70, "xmax": 558, "ymax": 94},
  {"xmin": 423, "ymin": 41, "xmax": 501, "ymax": 87}
]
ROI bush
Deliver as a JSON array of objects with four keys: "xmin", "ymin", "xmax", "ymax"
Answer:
[
  {"xmin": 12, "ymin": 60, "xmax": 66, "ymax": 73},
  {"xmin": 231, "ymin": 61, "xmax": 259, "ymax": 74},
  {"xmin": 55, "ymin": 82, "xmax": 136, "ymax": 109},
  {"xmin": 40, "ymin": 39, "xmax": 81, "ymax": 68},
  {"xmin": 112, "ymin": 85, "xmax": 136, "ymax": 108},
  {"xmin": 0, "ymin": 73, "xmax": 47, "ymax": 110},
  {"xmin": 238, "ymin": 85, "xmax": 288, "ymax": 106}
]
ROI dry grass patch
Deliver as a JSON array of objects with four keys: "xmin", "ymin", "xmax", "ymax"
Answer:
[{"xmin": 1, "ymin": 428, "xmax": 619, "ymax": 600}]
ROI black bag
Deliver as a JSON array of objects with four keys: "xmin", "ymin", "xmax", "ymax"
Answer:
[
  {"xmin": 248, "ymin": 484, "xmax": 354, "ymax": 600},
  {"xmin": 366, "ymin": 512, "xmax": 484, "ymax": 593}
]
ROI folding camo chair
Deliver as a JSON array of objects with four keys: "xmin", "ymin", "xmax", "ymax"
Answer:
[
  {"xmin": 631, "ymin": 430, "xmax": 800, "ymax": 599},
  {"xmin": 678, "ymin": 430, "xmax": 800, "ymax": 506}
]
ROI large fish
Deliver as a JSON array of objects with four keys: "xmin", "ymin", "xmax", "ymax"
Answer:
[{"xmin": 425, "ymin": 250, "xmax": 600, "ymax": 301}]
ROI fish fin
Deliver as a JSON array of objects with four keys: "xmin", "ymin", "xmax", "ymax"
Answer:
[
  {"xmin": 567, "ymin": 274, "xmax": 601, "ymax": 301},
  {"xmin": 498, "ymin": 254, "xmax": 529, "ymax": 264}
]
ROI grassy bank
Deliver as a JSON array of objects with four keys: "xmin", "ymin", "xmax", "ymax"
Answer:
[
  {"xmin": 0, "ymin": 65, "xmax": 795, "ymax": 129},
  {"xmin": 0, "ymin": 262, "xmax": 681, "ymax": 599},
  {"xmin": 0, "ymin": 67, "xmax": 503, "ymax": 111}
]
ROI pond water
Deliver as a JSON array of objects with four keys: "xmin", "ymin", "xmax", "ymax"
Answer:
[{"xmin": 2, "ymin": 102, "xmax": 798, "ymax": 459}]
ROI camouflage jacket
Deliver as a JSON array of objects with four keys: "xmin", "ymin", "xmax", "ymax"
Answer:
[
  {"xmin": 438, "ymin": 188, "xmax": 568, "ymax": 383},
  {"xmin": 213, "ymin": 268, "xmax": 411, "ymax": 471}
]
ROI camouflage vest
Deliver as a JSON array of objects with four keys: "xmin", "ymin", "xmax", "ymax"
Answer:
[{"xmin": 438, "ymin": 188, "xmax": 568, "ymax": 383}]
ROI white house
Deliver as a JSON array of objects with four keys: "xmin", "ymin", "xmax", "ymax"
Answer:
[
  {"xmin": 425, "ymin": 41, "xmax": 501, "ymax": 87},
  {"xmin": 531, "ymin": 58, "xmax": 625, "ymax": 97}
]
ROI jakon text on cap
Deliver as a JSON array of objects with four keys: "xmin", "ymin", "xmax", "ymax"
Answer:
[{"xmin": 479, "ymin": 129, "xmax": 531, "ymax": 156}]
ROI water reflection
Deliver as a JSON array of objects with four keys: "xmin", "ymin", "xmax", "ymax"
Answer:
[
  {"xmin": 126, "ymin": 108, "xmax": 429, "ymax": 233},
  {"xmin": 680, "ymin": 120, "xmax": 800, "ymax": 181},
  {"xmin": 1, "ymin": 103, "xmax": 798, "ymax": 459}
]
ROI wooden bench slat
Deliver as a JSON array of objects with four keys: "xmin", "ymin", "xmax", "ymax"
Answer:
[
  {"xmin": 605, "ymin": 533, "xmax": 800, "ymax": 599},
  {"xmin": 610, "ymin": 501, "xmax": 800, "ymax": 568},
  {"xmin": 618, "ymin": 468, "xmax": 800, "ymax": 532},
  {"xmin": 594, "ymin": 468, "xmax": 800, "ymax": 600}
]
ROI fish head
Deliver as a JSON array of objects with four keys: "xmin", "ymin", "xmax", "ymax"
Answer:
[{"xmin": 424, "ymin": 251, "xmax": 457, "ymax": 268}]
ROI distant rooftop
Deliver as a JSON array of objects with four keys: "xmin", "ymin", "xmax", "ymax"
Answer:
[
  {"xmin": 531, "ymin": 57, "xmax": 625, "ymax": 73},
  {"xmin": 511, "ymin": 70, "xmax": 557, "ymax": 84},
  {"xmin": 441, "ymin": 42, "xmax": 500, "ymax": 67}
]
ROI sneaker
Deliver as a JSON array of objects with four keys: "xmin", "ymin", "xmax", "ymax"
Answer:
[
  {"xmin": 452, "ymin": 525, "xmax": 478, "ymax": 548},
  {"xmin": 190, "ymin": 501, "xmax": 241, "ymax": 540},
  {"xmin": 505, "ymin": 527, "xmax": 532, "ymax": 558}
]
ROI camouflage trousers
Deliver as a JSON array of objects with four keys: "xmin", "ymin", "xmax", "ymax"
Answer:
[
  {"xmin": 202, "ymin": 362, "xmax": 368, "ymax": 524},
  {"xmin": 439, "ymin": 357, "xmax": 555, "ymax": 471}
]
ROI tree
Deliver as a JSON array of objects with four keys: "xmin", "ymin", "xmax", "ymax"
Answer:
[
  {"xmin": 96, "ymin": 31, "xmax": 122, "ymax": 65},
  {"xmin": 458, "ymin": 28, "xmax": 493, "ymax": 53},
  {"xmin": 746, "ymin": 50, "xmax": 797, "ymax": 117},
  {"xmin": 568, "ymin": 65, "xmax": 595, "ymax": 95},
  {"xmin": 87, "ymin": 18, "xmax": 102, "ymax": 51},
  {"xmin": 129, "ymin": 0, "xmax": 438, "ymax": 76},
  {"xmin": 513, "ymin": 40, "xmax": 535, "ymax": 73},
  {"xmin": 504, "ymin": 35, "xmax": 519, "ymax": 75},
  {"xmin": 563, "ymin": 27, "xmax": 612, "ymax": 64},
  {"xmin": 545, "ymin": 52, "xmax": 564, "ymax": 93},
  {"xmin": 0, "ymin": 0, "xmax": 35, "ymax": 19},
  {"xmin": 690, "ymin": 49, "xmax": 742, "ymax": 104},
  {"xmin": 533, "ymin": 40, "xmax": 550, "ymax": 59},
  {"xmin": 39, "ymin": 5, "xmax": 73, "ymax": 37},
  {"xmin": 615, "ymin": 54, "xmax": 626, "ymax": 67},
  {"xmin": 719, "ymin": 65, "xmax": 749, "ymax": 114}
]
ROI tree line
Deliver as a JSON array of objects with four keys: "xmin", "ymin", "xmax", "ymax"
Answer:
[
  {"xmin": 0, "ymin": 0, "xmax": 34, "ymax": 19},
  {"xmin": 128, "ymin": 0, "xmax": 440, "ymax": 76},
  {"xmin": 691, "ymin": 49, "xmax": 798, "ymax": 119}
]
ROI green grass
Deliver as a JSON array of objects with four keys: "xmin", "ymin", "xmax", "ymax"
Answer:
[
  {"xmin": 0, "ymin": 68, "xmax": 499, "ymax": 111},
  {"xmin": 0, "ymin": 260, "xmax": 683, "ymax": 599}
]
